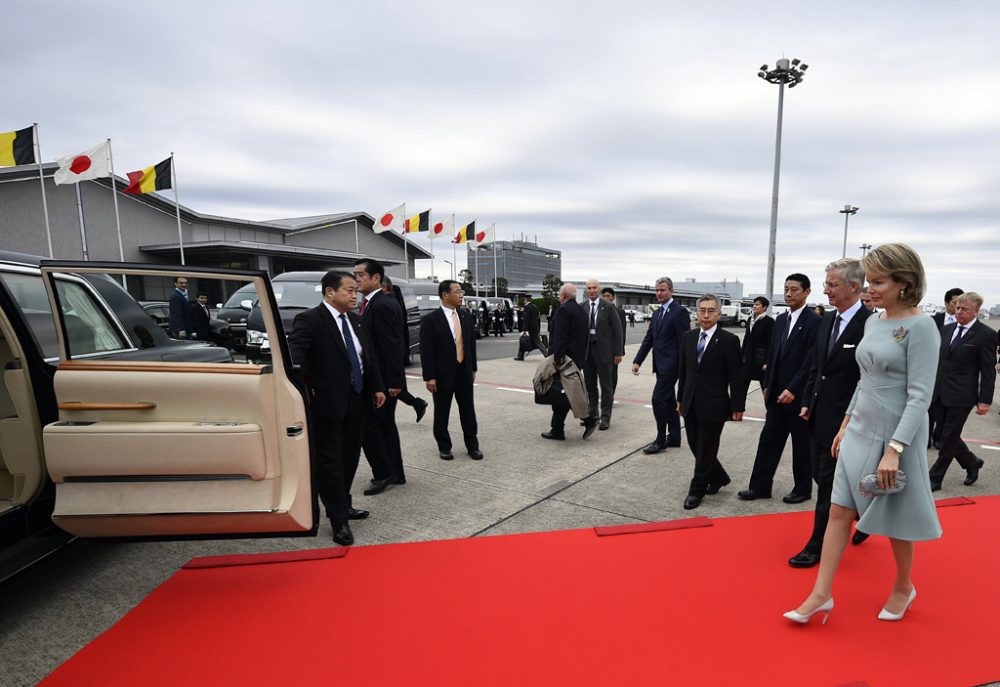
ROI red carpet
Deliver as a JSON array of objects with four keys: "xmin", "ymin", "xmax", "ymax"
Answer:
[{"xmin": 42, "ymin": 497, "xmax": 1000, "ymax": 687}]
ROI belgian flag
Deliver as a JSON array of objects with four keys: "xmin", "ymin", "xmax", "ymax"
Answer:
[
  {"xmin": 123, "ymin": 157, "xmax": 172, "ymax": 195},
  {"xmin": 0, "ymin": 126, "xmax": 35, "ymax": 167},
  {"xmin": 404, "ymin": 209, "xmax": 429, "ymax": 233},
  {"xmin": 453, "ymin": 220, "xmax": 475, "ymax": 244}
]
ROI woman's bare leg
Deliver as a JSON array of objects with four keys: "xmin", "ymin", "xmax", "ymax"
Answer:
[{"xmin": 792, "ymin": 504, "xmax": 857, "ymax": 614}]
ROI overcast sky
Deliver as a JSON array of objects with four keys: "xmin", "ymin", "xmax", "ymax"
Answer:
[{"xmin": 5, "ymin": 1, "xmax": 999, "ymax": 307}]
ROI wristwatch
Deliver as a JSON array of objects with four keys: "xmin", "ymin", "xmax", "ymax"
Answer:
[{"xmin": 888, "ymin": 439, "xmax": 905, "ymax": 454}]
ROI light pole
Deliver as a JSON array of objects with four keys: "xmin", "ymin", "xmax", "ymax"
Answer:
[
  {"xmin": 443, "ymin": 259, "xmax": 454, "ymax": 280},
  {"xmin": 859, "ymin": 242, "xmax": 872, "ymax": 257},
  {"xmin": 758, "ymin": 57, "xmax": 808, "ymax": 308},
  {"xmin": 839, "ymin": 205, "xmax": 859, "ymax": 258}
]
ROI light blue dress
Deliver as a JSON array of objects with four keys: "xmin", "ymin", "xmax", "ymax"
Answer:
[{"xmin": 831, "ymin": 313, "xmax": 943, "ymax": 541}]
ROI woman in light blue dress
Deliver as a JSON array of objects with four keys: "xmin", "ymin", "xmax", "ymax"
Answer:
[{"xmin": 784, "ymin": 243, "xmax": 942, "ymax": 625}]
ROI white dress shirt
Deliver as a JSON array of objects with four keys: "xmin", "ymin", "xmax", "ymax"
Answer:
[{"xmin": 324, "ymin": 301, "xmax": 364, "ymax": 373}]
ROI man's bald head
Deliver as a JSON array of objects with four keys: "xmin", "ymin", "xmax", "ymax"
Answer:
[{"xmin": 559, "ymin": 283, "xmax": 577, "ymax": 302}]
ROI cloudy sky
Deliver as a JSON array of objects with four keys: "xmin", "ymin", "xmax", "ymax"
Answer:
[{"xmin": 6, "ymin": 0, "xmax": 999, "ymax": 306}]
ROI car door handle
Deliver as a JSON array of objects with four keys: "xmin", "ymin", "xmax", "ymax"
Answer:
[{"xmin": 286, "ymin": 424, "xmax": 304, "ymax": 437}]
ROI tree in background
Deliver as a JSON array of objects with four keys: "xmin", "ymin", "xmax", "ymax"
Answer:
[
  {"xmin": 458, "ymin": 269, "xmax": 475, "ymax": 296},
  {"xmin": 495, "ymin": 277, "xmax": 509, "ymax": 298},
  {"xmin": 541, "ymin": 274, "xmax": 561, "ymax": 303}
]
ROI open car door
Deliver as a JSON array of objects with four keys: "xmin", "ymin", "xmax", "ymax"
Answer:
[{"xmin": 38, "ymin": 262, "xmax": 315, "ymax": 538}]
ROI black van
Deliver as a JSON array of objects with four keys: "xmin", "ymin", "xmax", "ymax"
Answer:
[{"xmin": 245, "ymin": 272, "xmax": 421, "ymax": 365}]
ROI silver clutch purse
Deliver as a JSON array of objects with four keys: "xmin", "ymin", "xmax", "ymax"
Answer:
[{"xmin": 859, "ymin": 469, "xmax": 907, "ymax": 498}]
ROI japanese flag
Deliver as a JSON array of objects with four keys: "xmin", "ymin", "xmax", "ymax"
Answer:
[
  {"xmin": 375, "ymin": 203, "xmax": 405, "ymax": 233},
  {"xmin": 54, "ymin": 141, "xmax": 111, "ymax": 185}
]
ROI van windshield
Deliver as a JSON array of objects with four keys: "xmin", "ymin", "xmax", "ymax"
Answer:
[
  {"xmin": 222, "ymin": 284, "xmax": 255, "ymax": 308},
  {"xmin": 272, "ymin": 281, "xmax": 322, "ymax": 308}
]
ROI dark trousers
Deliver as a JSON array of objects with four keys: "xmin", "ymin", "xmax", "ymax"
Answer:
[
  {"xmin": 361, "ymin": 407, "xmax": 393, "ymax": 481},
  {"xmin": 312, "ymin": 389, "xmax": 365, "ymax": 526},
  {"xmin": 684, "ymin": 406, "xmax": 728, "ymax": 497},
  {"xmin": 517, "ymin": 332, "xmax": 547, "ymax": 359},
  {"xmin": 804, "ymin": 436, "xmax": 837, "ymax": 554},
  {"xmin": 366, "ymin": 397, "xmax": 403, "ymax": 480},
  {"xmin": 551, "ymin": 404, "xmax": 570, "ymax": 432},
  {"xmin": 432, "ymin": 362, "xmax": 479, "ymax": 452},
  {"xmin": 651, "ymin": 372, "xmax": 681, "ymax": 443},
  {"xmin": 583, "ymin": 342, "xmax": 614, "ymax": 422},
  {"xmin": 929, "ymin": 402, "xmax": 979, "ymax": 482},
  {"xmin": 397, "ymin": 387, "xmax": 420, "ymax": 407},
  {"xmin": 747, "ymin": 401, "xmax": 812, "ymax": 497}
]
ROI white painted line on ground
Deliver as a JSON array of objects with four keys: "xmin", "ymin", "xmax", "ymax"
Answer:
[
  {"xmin": 496, "ymin": 387, "xmax": 534, "ymax": 394},
  {"xmin": 981, "ymin": 445, "xmax": 1000, "ymax": 451},
  {"xmin": 743, "ymin": 416, "xmax": 765, "ymax": 422}
]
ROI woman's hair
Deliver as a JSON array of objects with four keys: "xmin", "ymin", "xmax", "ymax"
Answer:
[{"xmin": 861, "ymin": 243, "xmax": 926, "ymax": 307}]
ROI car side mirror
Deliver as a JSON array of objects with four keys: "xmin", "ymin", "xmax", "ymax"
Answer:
[
  {"xmin": 240, "ymin": 299, "xmax": 253, "ymax": 310},
  {"xmin": 215, "ymin": 303, "xmax": 223, "ymax": 309}
]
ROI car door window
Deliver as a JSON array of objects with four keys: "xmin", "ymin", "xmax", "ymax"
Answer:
[
  {"xmin": 54, "ymin": 280, "xmax": 130, "ymax": 357},
  {"xmin": 0, "ymin": 272, "xmax": 60, "ymax": 359}
]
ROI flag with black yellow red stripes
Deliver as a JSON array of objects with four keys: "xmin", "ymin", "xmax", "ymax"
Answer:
[
  {"xmin": 0, "ymin": 126, "xmax": 35, "ymax": 166},
  {"xmin": 404, "ymin": 209, "xmax": 430, "ymax": 233},
  {"xmin": 453, "ymin": 220, "xmax": 476, "ymax": 244},
  {"xmin": 123, "ymin": 157, "xmax": 172, "ymax": 195}
]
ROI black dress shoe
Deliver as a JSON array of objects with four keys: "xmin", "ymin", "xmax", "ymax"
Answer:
[
  {"xmin": 851, "ymin": 530, "xmax": 869, "ymax": 545},
  {"xmin": 683, "ymin": 495, "xmax": 702, "ymax": 510},
  {"xmin": 964, "ymin": 457, "xmax": 985, "ymax": 486},
  {"xmin": 347, "ymin": 507, "xmax": 369, "ymax": 520},
  {"xmin": 706, "ymin": 478, "xmax": 731, "ymax": 495},
  {"xmin": 788, "ymin": 550, "xmax": 820, "ymax": 568},
  {"xmin": 582, "ymin": 419, "xmax": 598, "ymax": 440},
  {"xmin": 930, "ymin": 481, "xmax": 942, "ymax": 492},
  {"xmin": 598, "ymin": 420, "xmax": 609, "ymax": 431},
  {"xmin": 468, "ymin": 449, "xmax": 484, "ymax": 460},
  {"xmin": 333, "ymin": 523, "xmax": 354, "ymax": 546},
  {"xmin": 782, "ymin": 492, "xmax": 811, "ymax": 505},
  {"xmin": 665, "ymin": 436, "xmax": 681, "ymax": 448},
  {"xmin": 513, "ymin": 356, "xmax": 524, "ymax": 361},
  {"xmin": 738, "ymin": 489, "xmax": 771, "ymax": 501},
  {"xmin": 363, "ymin": 476, "xmax": 395, "ymax": 496},
  {"xmin": 394, "ymin": 475, "xmax": 406, "ymax": 485},
  {"xmin": 541, "ymin": 430, "xmax": 566, "ymax": 440},
  {"xmin": 642, "ymin": 441, "xmax": 667, "ymax": 454},
  {"xmin": 414, "ymin": 399, "xmax": 428, "ymax": 423},
  {"xmin": 439, "ymin": 450, "xmax": 454, "ymax": 460}
]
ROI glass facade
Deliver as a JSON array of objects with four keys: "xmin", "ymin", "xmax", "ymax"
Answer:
[{"xmin": 468, "ymin": 241, "xmax": 561, "ymax": 291}]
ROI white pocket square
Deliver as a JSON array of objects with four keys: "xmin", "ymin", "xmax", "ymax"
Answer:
[{"xmin": 842, "ymin": 344, "xmax": 856, "ymax": 349}]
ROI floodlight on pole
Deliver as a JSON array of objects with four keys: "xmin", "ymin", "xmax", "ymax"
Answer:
[
  {"xmin": 757, "ymin": 56, "xmax": 808, "ymax": 309},
  {"xmin": 839, "ymin": 205, "xmax": 859, "ymax": 258},
  {"xmin": 859, "ymin": 242, "xmax": 872, "ymax": 257}
]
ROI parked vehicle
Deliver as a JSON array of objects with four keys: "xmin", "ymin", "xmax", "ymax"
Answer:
[
  {"xmin": 623, "ymin": 308, "xmax": 646, "ymax": 323},
  {"xmin": 246, "ymin": 272, "xmax": 420, "ymax": 364},
  {"xmin": 139, "ymin": 301, "xmax": 234, "ymax": 349},
  {"xmin": 215, "ymin": 283, "xmax": 256, "ymax": 351},
  {"xmin": 0, "ymin": 256, "xmax": 296, "ymax": 582}
]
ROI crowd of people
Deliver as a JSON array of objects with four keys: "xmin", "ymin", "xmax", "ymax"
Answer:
[{"xmin": 284, "ymin": 245, "xmax": 997, "ymax": 625}]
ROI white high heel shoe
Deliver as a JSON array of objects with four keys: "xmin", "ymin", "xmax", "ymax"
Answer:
[
  {"xmin": 878, "ymin": 587, "xmax": 916, "ymax": 621},
  {"xmin": 783, "ymin": 597, "xmax": 834, "ymax": 624}
]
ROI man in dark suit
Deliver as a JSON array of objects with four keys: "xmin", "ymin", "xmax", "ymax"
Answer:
[
  {"xmin": 741, "ymin": 296, "xmax": 774, "ymax": 391},
  {"xmin": 420, "ymin": 280, "xmax": 483, "ymax": 461},
  {"xmin": 602, "ymin": 287, "xmax": 628, "ymax": 392},
  {"xmin": 354, "ymin": 258, "xmax": 406, "ymax": 496},
  {"xmin": 677, "ymin": 294, "xmax": 746, "ymax": 510},
  {"xmin": 929, "ymin": 292, "xmax": 997, "ymax": 490},
  {"xmin": 190, "ymin": 293, "xmax": 213, "ymax": 342},
  {"xmin": 739, "ymin": 273, "xmax": 820, "ymax": 502},
  {"xmin": 788, "ymin": 259, "xmax": 873, "ymax": 568},
  {"xmin": 514, "ymin": 297, "xmax": 543, "ymax": 360},
  {"xmin": 168, "ymin": 276, "xmax": 194, "ymax": 340},
  {"xmin": 929, "ymin": 287, "xmax": 964, "ymax": 448},
  {"xmin": 632, "ymin": 276, "xmax": 690, "ymax": 454},
  {"xmin": 288, "ymin": 271, "xmax": 385, "ymax": 546},
  {"xmin": 583, "ymin": 279, "xmax": 624, "ymax": 430},
  {"xmin": 543, "ymin": 283, "xmax": 597, "ymax": 440}
]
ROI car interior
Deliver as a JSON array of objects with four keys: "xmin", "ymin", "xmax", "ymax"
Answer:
[{"xmin": 0, "ymin": 312, "xmax": 45, "ymax": 516}]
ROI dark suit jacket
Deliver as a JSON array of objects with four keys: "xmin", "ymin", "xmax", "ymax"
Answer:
[
  {"xmin": 801, "ymin": 305, "xmax": 872, "ymax": 447},
  {"xmin": 741, "ymin": 314, "xmax": 774, "ymax": 381},
  {"xmin": 613, "ymin": 304, "xmax": 627, "ymax": 346},
  {"xmin": 633, "ymin": 301, "xmax": 690, "ymax": 378},
  {"xmin": 763, "ymin": 307, "xmax": 820, "ymax": 405},
  {"xmin": 361, "ymin": 290, "xmax": 406, "ymax": 390},
  {"xmin": 420, "ymin": 307, "xmax": 477, "ymax": 388},
  {"xmin": 549, "ymin": 299, "xmax": 589, "ymax": 368},
  {"xmin": 583, "ymin": 298, "xmax": 625, "ymax": 364},
  {"xmin": 677, "ymin": 327, "xmax": 746, "ymax": 423},
  {"xmin": 933, "ymin": 320, "xmax": 998, "ymax": 408},
  {"xmin": 190, "ymin": 302, "xmax": 212, "ymax": 341},
  {"xmin": 522, "ymin": 302, "xmax": 540, "ymax": 337},
  {"xmin": 168, "ymin": 289, "xmax": 193, "ymax": 339},
  {"xmin": 288, "ymin": 304, "xmax": 384, "ymax": 420},
  {"xmin": 931, "ymin": 312, "xmax": 946, "ymax": 331}
]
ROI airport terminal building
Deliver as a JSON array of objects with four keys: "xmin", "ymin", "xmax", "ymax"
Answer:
[{"xmin": 0, "ymin": 164, "xmax": 430, "ymax": 302}]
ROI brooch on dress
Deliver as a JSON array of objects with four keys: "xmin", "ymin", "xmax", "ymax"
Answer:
[{"xmin": 892, "ymin": 325, "xmax": 908, "ymax": 343}]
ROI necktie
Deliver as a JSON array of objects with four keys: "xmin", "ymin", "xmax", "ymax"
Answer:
[
  {"xmin": 452, "ymin": 310, "xmax": 465, "ymax": 363},
  {"xmin": 340, "ymin": 314, "xmax": 363, "ymax": 393},
  {"xmin": 697, "ymin": 331, "xmax": 708, "ymax": 364},
  {"xmin": 590, "ymin": 302, "xmax": 598, "ymax": 342},
  {"xmin": 360, "ymin": 297, "xmax": 369, "ymax": 316},
  {"xmin": 779, "ymin": 314, "xmax": 792, "ymax": 352},
  {"xmin": 950, "ymin": 325, "xmax": 965, "ymax": 351},
  {"xmin": 827, "ymin": 314, "xmax": 842, "ymax": 356}
]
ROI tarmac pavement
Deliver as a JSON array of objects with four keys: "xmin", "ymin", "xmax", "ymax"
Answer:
[{"xmin": 2, "ymin": 322, "xmax": 999, "ymax": 687}]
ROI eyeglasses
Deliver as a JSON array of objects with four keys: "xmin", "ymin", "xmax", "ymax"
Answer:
[
  {"xmin": 697, "ymin": 308, "xmax": 718, "ymax": 315},
  {"xmin": 822, "ymin": 282, "xmax": 843, "ymax": 289}
]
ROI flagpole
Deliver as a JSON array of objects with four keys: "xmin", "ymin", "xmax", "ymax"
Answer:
[
  {"xmin": 474, "ymin": 245, "xmax": 479, "ymax": 297},
  {"xmin": 106, "ymin": 139, "xmax": 127, "ymax": 287},
  {"xmin": 493, "ymin": 239, "xmax": 498, "ymax": 297},
  {"xmin": 429, "ymin": 218, "xmax": 435, "ymax": 281},
  {"xmin": 74, "ymin": 184, "xmax": 89, "ymax": 261},
  {"xmin": 452, "ymin": 236, "xmax": 456, "ymax": 282},
  {"xmin": 170, "ymin": 152, "xmax": 185, "ymax": 265},
  {"xmin": 32, "ymin": 123, "xmax": 53, "ymax": 258}
]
